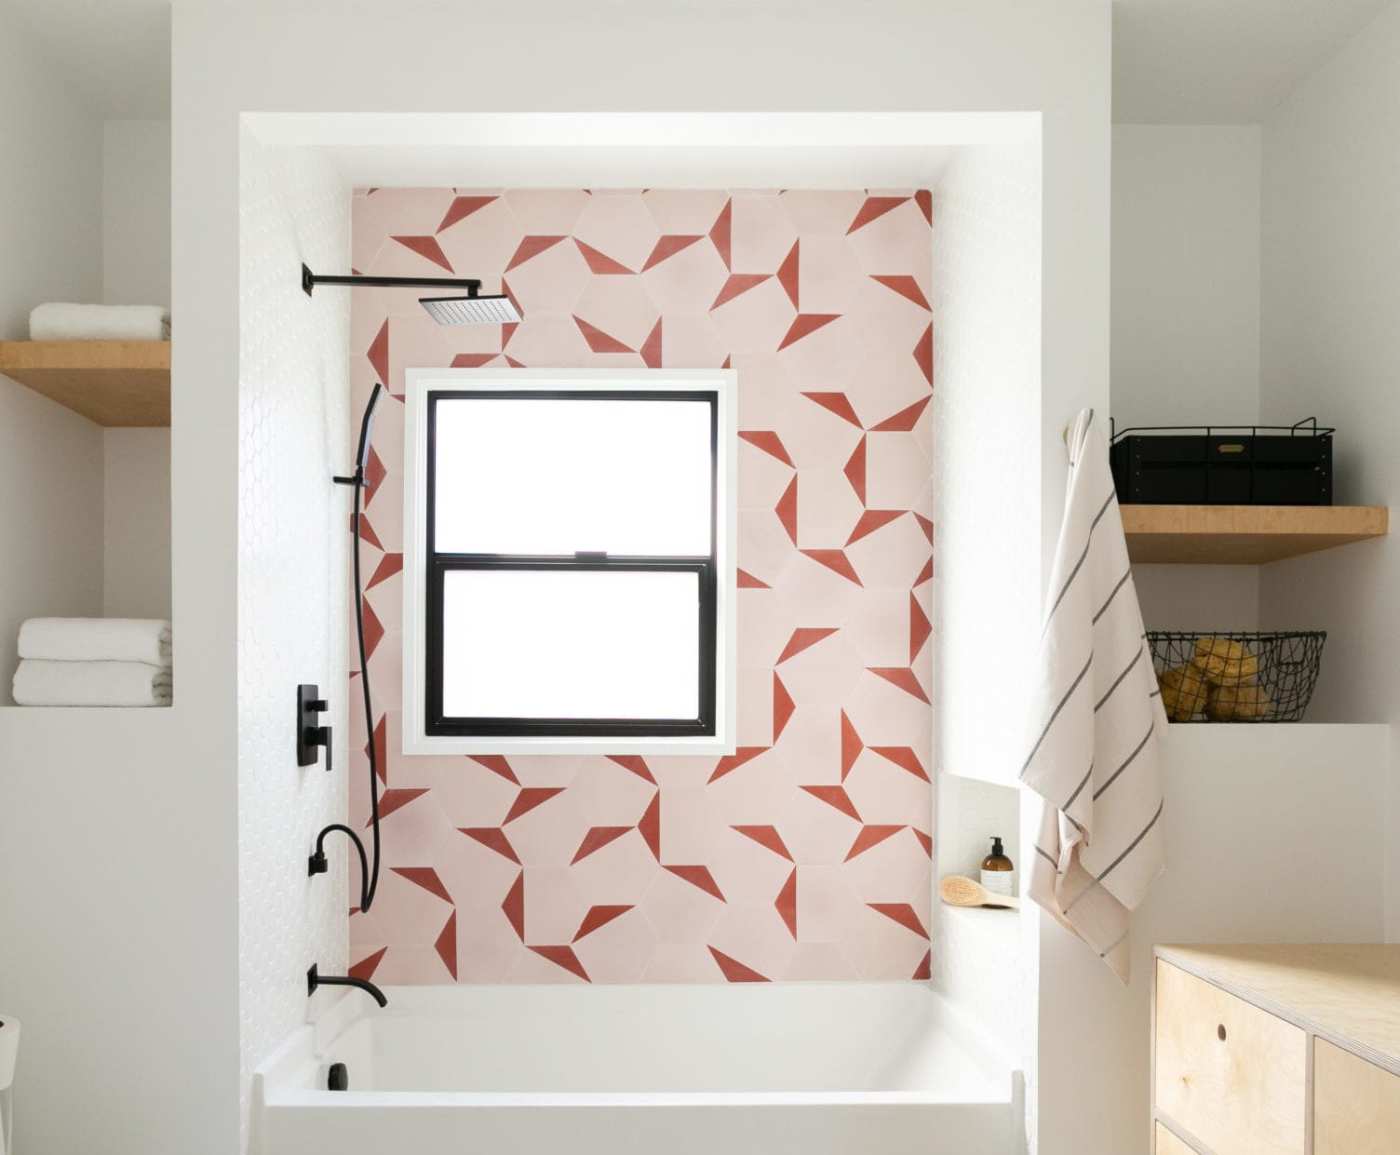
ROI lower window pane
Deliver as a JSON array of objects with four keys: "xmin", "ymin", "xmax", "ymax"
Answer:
[{"xmin": 440, "ymin": 569, "xmax": 701, "ymax": 721}]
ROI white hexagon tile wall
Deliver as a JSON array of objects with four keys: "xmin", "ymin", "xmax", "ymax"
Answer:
[{"xmin": 346, "ymin": 188, "xmax": 934, "ymax": 984}]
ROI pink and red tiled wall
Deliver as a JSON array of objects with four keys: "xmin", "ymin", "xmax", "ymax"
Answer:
[{"xmin": 347, "ymin": 188, "xmax": 933, "ymax": 984}]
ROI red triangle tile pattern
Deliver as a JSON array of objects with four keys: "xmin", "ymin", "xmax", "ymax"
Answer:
[
  {"xmin": 572, "ymin": 826, "xmax": 633, "ymax": 863},
  {"xmin": 437, "ymin": 195, "xmax": 496, "ymax": 234},
  {"xmin": 801, "ymin": 785, "xmax": 861, "ymax": 821},
  {"xmin": 366, "ymin": 553, "xmax": 403, "ymax": 590},
  {"xmin": 778, "ymin": 313, "xmax": 839, "ymax": 351},
  {"xmin": 868, "ymin": 902, "xmax": 929, "ymax": 938},
  {"xmin": 802, "ymin": 391, "xmax": 863, "ymax": 428},
  {"xmin": 712, "ymin": 273, "xmax": 770, "ymax": 310},
  {"xmin": 574, "ymin": 904, "xmax": 634, "ymax": 941},
  {"xmin": 391, "ymin": 866, "xmax": 452, "ymax": 903},
  {"xmin": 870, "ymin": 274, "xmax": 930, "ymax": 310},
  {"xmin": 847, "ymin": 195, "xmax": 909, "ymax": 234},
  {"xmin": 349, "ymin": 947, "xmax": 388, "ymax": 982},
  {"xmin": 505, "ymin": 235, "xmax": 566, "ymax": 271},
  {"xmin": 435, "ymin": 911, "xmax": 458, "ymax": 979},
  {"xmin": 776, "ymin": 627, "xmax": 838, "ymax": 665},
  {"xmin": 392, "ymin": 235, "xmax": 453, "ymax": 272},
  {"xmin": 709, "ymin": 200, "xmax": 732, "ymax": 270},
  {"xmin": 574, "ymin": 238, "xmax": 633, "ymax": 274},
  {"xmin": 366, "ymin": 320, "xmax": 389, "ymax": 386},
  {"xmin": 709, "ymin": 946, "xmax": 768, "ymax": 982},
  {"xmin": 348, "ymin": 187, "xmax": 933, "ymax": 984},
  {"xmin": 459, "ymin": 827, "xmax": 520, "ymax": 863},
  {"xmin": 606, "ymin": 755, "xmax": 656, "ymax": 784},
  {"xmin": 846, "ymin": 825, "xmax": 905, "ymax": 861},
  {"xmin": 573, "ymin": 316, "xmax": 632, "ymax": 354},
  {"xmin": 775, "ymin": 869, "xmax": 798, "ymax": 938},
  {"xmin": 738, "ymin": 430, "xmax": 795, "ymax": 467},
  {"xmin": 840, "ymin": 711, "xmax": 864, "ymax": 780},
  {"xmin": 503, "ymin": 787, "xmax": 566, "ymax": 825},
  {"xmin": 368, "ymin": 715, "xmax": 388, "ymax": 786},
  {"xmin": 530, "ymin": 945, "xmax": 590, "ymax": 982},
  {"xmin": 639, "ymin": 319, "xmax": 662, "ymax": 369},
  {"xmin": 470, "ymin": 755, "xmax": 519, "ymax": 784},
  {"xmin": 708, "ymin": 746, "xmax": 766, "ymax": 783},
  {"xmin": 641, "ymin": 234, "xmax": 703, "ymax": 270},
  {"xmin": 376, "ymin": 788, "xmax": 428, "ymax": 824},
  {"xmin": 731, "ymin": 825, "xmax": 793, "ymax": 861},
  {"xmin": 665, "ymin": 864, "xmax": 725, "ymax": 902}
]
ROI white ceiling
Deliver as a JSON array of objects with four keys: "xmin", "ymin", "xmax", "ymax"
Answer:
[
  {"xmin": 1113, "ymin": 0, "xmax": 1392, "ymax": 123},
  {"xmin": 0, "ymin": 0, "xmax": 1391, "ymax": 125},
  {"xmin": 1, "ymin": 0, "xmax": 170, "ymax": 118}
]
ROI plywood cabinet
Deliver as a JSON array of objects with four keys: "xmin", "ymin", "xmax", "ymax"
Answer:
[
  {"xmin": 1314, "ymin": 1039, "xmax": 1400, "ymax": 1155},
  {"xmin": 1154, "ymin": 961, "xmax": 1305, "ymax": 1155},
  {"xmin": 1153, "ymin": 945, "xmax": 1400, "ymax": 1155},
  {"xmin": 1154, "ymin": 1122, "xmax": 1197, "ymax": 1155}
]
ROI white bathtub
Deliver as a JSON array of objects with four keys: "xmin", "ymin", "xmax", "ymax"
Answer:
[{"xmin": 254, "ymin": 983, "xmax": 1020, "ymax": 1154}]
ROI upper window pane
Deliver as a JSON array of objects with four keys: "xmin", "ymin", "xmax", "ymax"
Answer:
[{"xmin": 433, "ymin": 395, "xmax": 713, "ymax": 555}]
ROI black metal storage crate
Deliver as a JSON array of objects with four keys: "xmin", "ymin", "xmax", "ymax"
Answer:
[{"xmin": 1110, "ymin": 419, "xmax": 1333, "ymax": 506}]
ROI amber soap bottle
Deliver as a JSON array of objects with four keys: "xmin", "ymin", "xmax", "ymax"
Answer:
[{"xmin": 980, "ymin": 836, "xmax": 1015, "ymax": 897}]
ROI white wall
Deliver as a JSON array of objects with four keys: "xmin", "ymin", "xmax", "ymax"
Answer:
[
  {"xmin": 103, "ymin": 428, "xmax": 172, "ymax": 618},
  {"xmin": 1256, "ymin": 0, "xmax": 1400, "ymax": 934},
  {"xmin": 0, "ymin": 10, "xmax": 103, "ymax": 339},
  {"xmin": 0, "ymin": 7, "xmax": 106, "ymax": 696},
  {"xmin": 932, "ymin": 140, "xmax": 1042, "ymax": 790},
  {"xmin": 101, "ymin": 119, "xmax": 174, "ymax": 621},
  {"xmin": 102, "ymin": 119, "xmax": 172, "ymax": 308},
  {"xmin": 1110, "ymin": 125, "xmax": 1266, "ymax": 640},
  {"xmin": 1111, "ymin": 125, "xmax": 1262, "ymax": 428},
  {"xmin": 237, "ymin": 132, "xmax": 352, "ymax": 1152}
]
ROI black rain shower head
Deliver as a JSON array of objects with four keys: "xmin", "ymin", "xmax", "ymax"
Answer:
[{"xmin": 301, "ymin": 263, "xmax": 522, "ymax": 325}]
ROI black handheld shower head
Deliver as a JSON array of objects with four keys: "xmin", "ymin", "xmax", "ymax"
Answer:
[{"xmin": 354, "ymin": 382, "xmax": 383, "ymax": 471}]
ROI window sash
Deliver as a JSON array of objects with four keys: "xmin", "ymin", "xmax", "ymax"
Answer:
[{"xmin": 423, "ymin": 389, "xmax": 719, "ymax": 739}]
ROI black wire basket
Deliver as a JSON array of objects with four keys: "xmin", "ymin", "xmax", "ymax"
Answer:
[{"xmin": 1146, "ymin": 631, "xmax": 1326, "ymax": 723}]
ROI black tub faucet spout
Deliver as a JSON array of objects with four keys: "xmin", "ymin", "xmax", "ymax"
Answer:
[{"xmin": 307, "ymin": 963, "xmax": 387, "ymax": 1008}]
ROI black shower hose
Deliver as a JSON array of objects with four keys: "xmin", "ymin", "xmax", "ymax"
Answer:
[{"xmin": 311, "ymin": 385, "xmax": 382, "ymax": 913}]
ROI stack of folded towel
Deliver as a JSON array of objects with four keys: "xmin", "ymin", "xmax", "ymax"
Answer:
[
  {"xmin": 13, "ymin": 618, "xmax": 172, "ymax": 707},
  {"xmin": 29, "ymin": 303, "xmax": 170, "ymax": 341}
]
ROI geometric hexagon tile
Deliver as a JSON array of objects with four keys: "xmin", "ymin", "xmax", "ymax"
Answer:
[{"xmin": 348, "ymin": 188, "xmax": 933, "ymax": 983}]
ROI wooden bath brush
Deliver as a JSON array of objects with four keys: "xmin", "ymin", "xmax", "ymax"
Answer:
[{"xmin": 939, "ymin": 874, "xmax": 1019, "ymax": 910}]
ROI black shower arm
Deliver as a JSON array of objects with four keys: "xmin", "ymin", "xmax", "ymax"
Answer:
[{"xmin": 302, "ymin": 263, "xmax": 482, "ymax": 297}]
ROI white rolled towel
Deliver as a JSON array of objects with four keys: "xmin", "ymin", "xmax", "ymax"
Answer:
[
  {"xmin": 12, "ymin": 660, "xmax": 172, "ymax": 707},
  {"xmin": 29, "ymin": 303, "xmax": 170, "ymax": 342},
  {"xmin": 18, "ymin": 618, "xmax": 171, "ymax": 667}
]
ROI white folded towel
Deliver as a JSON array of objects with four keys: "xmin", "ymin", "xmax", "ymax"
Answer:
[
  {"xmin": 12, "ymin": 660, "xmax": 172, "ymax": 707},
  {"xmin": 18, "ymin": 618, "xmax": 171, "ymax": 667},
  {"xmin": 29, "ymin": 303, "xmax": 170, "ymax": 342}
]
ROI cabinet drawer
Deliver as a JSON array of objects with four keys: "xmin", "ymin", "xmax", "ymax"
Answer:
[
  {"xmin": 1314, "ymin": 1039, "xmax": 1400, "ymax": 1155},
  {"xmin": 1154, "ymin": 960, "xmax": 1306, "ymax": 1155},
  {"xmin": 1155, "ymin": 1122, "xmax": 1198, "ymax": 1154}
]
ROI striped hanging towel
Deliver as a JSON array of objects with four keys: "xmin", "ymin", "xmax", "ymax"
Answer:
[{"xmin": 1021, "ymin": 408, "xmax": 1167, "ymax": 981}]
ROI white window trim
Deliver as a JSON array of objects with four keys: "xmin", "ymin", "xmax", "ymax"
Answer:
[{"xmin": 401, "ymin": 367, "xmax": 738, "ymax": 757}]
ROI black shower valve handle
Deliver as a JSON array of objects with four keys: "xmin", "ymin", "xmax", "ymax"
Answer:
[
  {"xmin": 297, "ymin": 684, "xmax": 333, "ymax": 771},
  {"xmin": 307, "ymin": 724, "xmax": 333, "ymax": 773}
]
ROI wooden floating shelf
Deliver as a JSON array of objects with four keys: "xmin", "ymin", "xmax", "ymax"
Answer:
[
  {"xmin": 0, "ymin": 340, "xmax": 170, "ymax": 427},
  {"xmin": 1123, "ymin": 504, "xmax": 1389, "ymax": 565}
]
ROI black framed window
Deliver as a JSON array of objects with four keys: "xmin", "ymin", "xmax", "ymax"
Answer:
[{"xmin": 424, "ymin": 389, "xmax": 718, "ymax": 738}]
